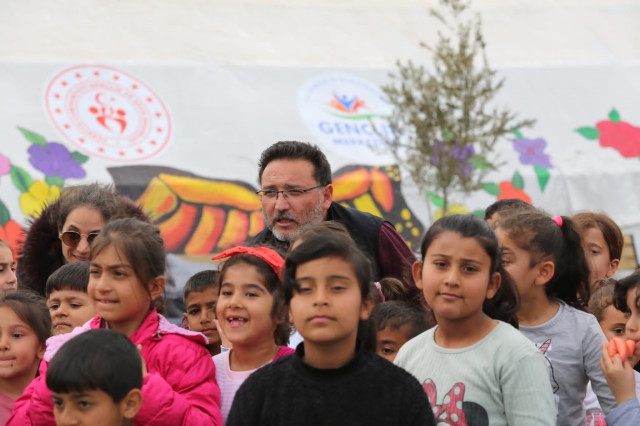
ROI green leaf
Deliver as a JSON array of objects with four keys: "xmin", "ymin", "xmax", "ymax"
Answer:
[
  {"xmin": 17, "ymin": 127, "xmax": 47, "ymax": 147},
  {"xmin": 512, "ymin": 171, "xmax": 524, "ymax": 189},
  {"xmin": 71, "ymin": 151, "xmax": 89, "ymax": 164},
  {"xmin": 534, "ymin": 166, "xmax": 551, "ymax": 192},
  {"xmin": 513, "ymin": 130, "xmax": 524, "ymax": 139},
  {"xmin": 575, "ymin": 127, "xmax": 600, "ymax": 140},
  {"xmin": 0, "ymin": 200, "xmax": 9, "ymax": 226},
  {"xmin": 482, "ymin": 183, "xmax": 501, "ymax": 196},
  {"xmin": 441, "ymin": 128, "xmax": 455, "ymax": 142},
  {"xmin": 45, "ymin": 176, "xmax": 65, "ymax": 187},
  {"xmin": 10, "ymin": 166, "xmax": 33, "ymax": 193},
  {"xmin": 609, "ymin": 109, "xmax": 620, "ymax": 123},
  {"xmin": 472, "ymin": 209, "xmax": 485, "ymax": 218},
  {"xmin": 469, "ymin": 155, "xmax": 495, "ymax": 170},
  {"xmin": 427, "ymin": 191, "xmax": 444, "ymax": 208}
]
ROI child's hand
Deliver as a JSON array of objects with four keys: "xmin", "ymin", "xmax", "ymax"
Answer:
[
  {"xmin": 137, "ymin": 344, "xmax": 148, "ymax": 377},
  {"xmin": 601, "ymin": 341, "xmax": 637, "ymax": 405},
  {"xmin": 213, "ymin": 318, "xmax": 232, "ymax": 349}
]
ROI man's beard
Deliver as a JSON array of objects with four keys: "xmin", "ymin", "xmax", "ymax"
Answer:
[{"xmin": 263, "ymin": 196, "xmax": 325, "ymax": 242}]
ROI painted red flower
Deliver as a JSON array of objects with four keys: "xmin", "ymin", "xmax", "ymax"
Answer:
[
  {"xmin": 596, "ymin": 121, "xmax": 640, "ymax": 158},
  {"xmin": 497, "ymin": 182, "xmax": 531, "ymax": 204},
  {"xmin": 0, "ymin": 220, "xmax": 24, "ymax": 261}
]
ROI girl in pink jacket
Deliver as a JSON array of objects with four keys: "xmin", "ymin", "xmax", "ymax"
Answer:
[{"xmin": 7, "ymin": 218, "xmax": 222, "ymax": 425}]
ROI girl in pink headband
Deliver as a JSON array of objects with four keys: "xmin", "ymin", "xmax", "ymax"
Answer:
[
  {"xmin": 494, "ymin": 211, "xmax": 616, "ymax": 424},
  {"xmin": 211, "ymin": 246, "xmax": 294, "ymax": 423}
]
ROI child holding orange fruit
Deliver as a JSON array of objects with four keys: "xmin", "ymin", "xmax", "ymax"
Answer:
[
  {"xmin": 585, "ymin": 279, "xmax": 640, "ymax": 423},
  {"xmin": 600, "ymin": 270, "xmax": 640, "ymax": 425}
]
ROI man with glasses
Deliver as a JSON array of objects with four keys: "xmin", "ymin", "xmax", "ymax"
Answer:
[{"xmin": 250, "ymin": 141, "xmax": 418, "ymax": 291}]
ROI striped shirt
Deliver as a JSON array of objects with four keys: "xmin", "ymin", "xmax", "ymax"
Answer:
[{"xmin": 213, "ymin": 346, "xmax": 294, "ymax": 423}]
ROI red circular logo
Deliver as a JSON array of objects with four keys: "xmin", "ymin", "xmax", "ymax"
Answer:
[{"xmin": 45, "ymin": 65, "xmax": 172, "ymax": 162}]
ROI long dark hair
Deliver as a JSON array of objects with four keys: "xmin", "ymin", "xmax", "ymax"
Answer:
[
  {"xmin": 497, "ymin": 211, "xmax": 590, "ymax": 310},
  {"xmin": 614, "ymin": 269, "xmax": 640, "ymax": 314},
  {"xmin": 419, "ymin": 214, "xmax": 520, "ymax": 327}
]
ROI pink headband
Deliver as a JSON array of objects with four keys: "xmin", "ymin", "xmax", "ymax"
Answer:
[
  {"xmin": 212, "ymin": 246, "xmax": 285, "ymax": 280},
  {"xmin": 552, "ymin": 216, "xmax": 563, "ymax": 227},
  {"xmin": 374, "ymin": 282, "xmax": 385, "ymax": 302}
]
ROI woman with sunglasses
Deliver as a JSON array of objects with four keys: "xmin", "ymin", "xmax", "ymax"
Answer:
[{"xmin": 17, "ymin": 183, "xmax": 148, "ymax": 296}]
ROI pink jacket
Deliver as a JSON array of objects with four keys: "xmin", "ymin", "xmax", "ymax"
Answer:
[{"xmin": 7, "ymin": 309, "xmax": 222, "ymax": 425}]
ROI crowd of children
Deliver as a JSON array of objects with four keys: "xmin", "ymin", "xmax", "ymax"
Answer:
[{"xmin": 1, "ymin": 193, "xmax": 640, "ymax": 425}]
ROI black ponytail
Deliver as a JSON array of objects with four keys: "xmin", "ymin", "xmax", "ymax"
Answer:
[
  {"xmin": 498, "ymin": 213, "xmax": 590, "ymax": 310},
  {"xmin": 550, "ymin": 216, "xmax": 590, "ymax": 309}
]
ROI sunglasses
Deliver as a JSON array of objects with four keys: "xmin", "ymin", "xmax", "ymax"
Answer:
[{"xmin": 59, "ymin": 231, "xmax": 100, "ymax": 248}]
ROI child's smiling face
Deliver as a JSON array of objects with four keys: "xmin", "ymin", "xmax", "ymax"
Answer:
[
  {"xmin": 88, "ymin": 244, "xmax": 162, "ymax": 337},
  {"xmin": 0, "ymin": 306, "xmax": 44, "ymax": 382},
  {"xmin": 216, "ymin": 263, "xmax": 278, "ymax": 348},
  {"xmin": 494, "ymin": 228, "xmax": 542, "ymax": 300},
  {"xmin": 48, "ymin": 289, "xmax": 96, "ymax": 336}
]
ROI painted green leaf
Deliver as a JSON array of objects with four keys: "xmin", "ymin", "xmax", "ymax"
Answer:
[
  {"xmin": 441, "ymin": 128, "xmax": 455, "ymax": 142},
  {"xmin": 427, "ymin": 191, "xmax": 444, "ymax": 208},
  {"xmin": 512, "ymin": 171, "xmax": 524, "ymax": 189},
  {"xmin": 0, "ymin": 200, "xmax": 9, "ymax": 226},
  {"xmin": 609, "ymin": 109, "xmax": 620, "ymax": 123},
  {"xmin": 71, "ymin": 151, "xmax": 89, "ymax": 164},
  {"xmin": 469, "ymin": 155, "xmax": 495, "ymax": 170},
  {"xmin": 472, "ymin": 209, "xmax": 485, "ymax": 218},
  {"xmin": 10, "ymin": 166, "xmax": 33, "ymax": 193},
  {"xmin": 18, "ymin": 127, "xmax": 47, "ymax": 147},
  {"xmin": 513, "ymin": 129, "xmax": 524, "ymax": 139},
  {"xmin": 482, "ymin": 183, "xmax": 501, "ymax": 196},
  {"xmin": 45, "ymin": 176, "xmax": 64, "ymax": 187},
  {"xmin": 576, "ymin": 127, "xmax": 600, "ymax": 140},
  {"xmin": 534, "ymin": 166, "xmax": 551, "ymax": 192}
]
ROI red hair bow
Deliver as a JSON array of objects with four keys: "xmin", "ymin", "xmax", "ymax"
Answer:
[{"xmin": 212, "ymin": 246, "xmax": 284, "ymax": 280}]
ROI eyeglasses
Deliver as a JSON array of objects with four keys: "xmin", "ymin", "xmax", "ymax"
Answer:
[
  {"xmin": 59, "ymin": 231, "xmax": 100, "ymax": 248},
  {"xmin": 256, "ymin": 185, "xmax": 324, "ymax": 203}
]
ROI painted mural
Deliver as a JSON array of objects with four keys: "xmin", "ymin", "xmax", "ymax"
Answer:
[
  {"xmin": 0, "ymin": 127, "xmax": 91, "ymax": 257},
  {"xmin": 577, "ymin": 109, "xmax": 640, "ymax": 159},
  {"xmin": 2, "ymin": 107, "xmax": 638, "ymax": 259},
  {"xmin": 107, "ymin": 163, "xmax": 425, "ymax": 254},
  {"xmin": 0, "ymin": 123, "xmax": 427, "ymax": 257},
  {"xmin": 1, "ymin": 60, "xmax": 639, "ymax": 266}
]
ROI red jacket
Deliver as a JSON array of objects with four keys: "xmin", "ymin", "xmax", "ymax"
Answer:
[{"xmin": 7, "ymin": 310, "xmax": 222, "ymax": 425}]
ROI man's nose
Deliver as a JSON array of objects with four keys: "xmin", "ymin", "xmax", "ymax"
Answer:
[{"xmin": 274, "ymin": 192, "xmax": 291, "ymax": 210}]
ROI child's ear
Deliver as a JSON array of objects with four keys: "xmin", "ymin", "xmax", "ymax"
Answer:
[
  {"xmin": 359, "ymin": 298, "xmax": 374, "ymax": 321},
  {"xmin": 273, "ymin": 301, "xmax": 287, "ymax": 326},
  {"xmin": 148, "ymin": 276, "xmax": 165, "ymax": 300},
  {"xmin": 120, "ymin": 388, "xmax": 143, "ymax": 420},
  {"xmin": 486, "ymin": 272, "xmax": 501, "ymax": 300},
  {"xmin": 36, "ymin": 343, "xmax": 46, "ymax": 361},
  {"xmin": 535, "ymin": 261, "xmax": 555, "ymax": 286},
  {"xmin": 411, "ymin": 261, "xmax": 424, "ymax": 290},
  {"xmin": 606, "ymin": 259, "xmax": 620, "ymax": 278}
]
